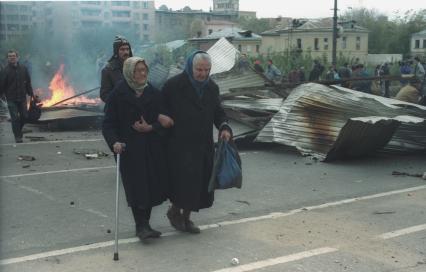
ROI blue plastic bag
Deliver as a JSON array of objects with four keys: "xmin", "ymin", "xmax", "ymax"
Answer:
[{"xmin": 208, "ymin": 139, "xmax": 242, "ymax": 192}]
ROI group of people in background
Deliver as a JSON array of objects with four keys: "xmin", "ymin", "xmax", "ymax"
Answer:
[{"xmin": 242, "ymin": 54, "xmax": 425, "ymax": 105}]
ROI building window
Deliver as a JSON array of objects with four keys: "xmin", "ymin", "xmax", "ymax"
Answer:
[
  {"xmin": 81, "ymin": 9, "xmax": 101, "ymax": 16},
  {"xmin": 112, "ymin": 11, "xmax": 130, "ymax": 18},
  {"xmin": 414, "ymin": 40, "xmax": 420, "ymax": 49},
  {"xmin": 256, "ymin": 44, "xmax": 260, "ymax": 53},
  {"xmin": 423, "ymin": 39, "xmax": 426, "ymax": 48},
  {"xmin": 297, "ymin": 38, "xmax": 302, "ymax": 49},
  {"xmin": 143, "ymin": 24, "xmax": 148, "ymax": 30},
  {"xmin": 208, "ymin": 29, "xmax": 213, "ymax": 35},
  {"xmin": 142, "ymin": 13, "xmax": 148, "ymax": 20},
  {"xmin": 142, "ymin": 1, "xmax": 149, "ymax": 8},
  {"xmin": 314, "ymin": 38, "xmax": 319, "ymax": 50},
  {"xmin": 7, "ymin": 15, "xmax": 19, "ymax": 21},
  {"xmin": 133, "ymin": 2, "xmax": 140, "ymax": 8},
  {"xmin": 323, "ymin": 38, "xmax": 328, "ymax": 50},
  {"xmin": 111, "ymin": 1, "xmax": 130, "ymax": 7},
  {"xmin": 356, "ymin": 36, "xmax": 361, "ymax": 50},
  {"xmin": 143, "ymin": 34, "xmax": 149, "ymax": 41},
  {"xmin": 7, "ymin": 24, "xmax": 19, "ymax": 31},
  {"xmin": 238, "ymin": 44, "xmax": 242, "ymax": 51},
  {"xmin": 341, "ymin": 36, "xmax": 347, "ymax": 49}
]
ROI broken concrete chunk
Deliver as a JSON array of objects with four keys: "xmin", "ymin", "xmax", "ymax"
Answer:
[{"xmin": 17, "ymin": 155, "xmax": 35, "ymax": 161}]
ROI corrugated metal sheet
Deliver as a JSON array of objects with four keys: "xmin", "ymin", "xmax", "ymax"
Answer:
[
  {"xmin": 39, "ymin": 108, "xmax": 103, "ymax": 121},
  {"xmin": 213, "ymin": 69, "xmax": 266, "ymax": 94},
  {"xmin": 223, "ymin": 98, "xmax": 283, "ymax": 112},
  {"xmin": 255, "ymin": 83, "xmax": 426, "ymax": 161},
  {"xmin": 207, "ymin": 37, "xmax": 239, "ymax": 75}
]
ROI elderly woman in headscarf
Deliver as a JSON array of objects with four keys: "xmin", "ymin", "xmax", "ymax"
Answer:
[
  {"xmin": 162, "ymin": 51, "xmax": 232, "ymax": 234},
  {"xmin": 102, "ymin": 56, "xmax": 173, "ymax": 242}
]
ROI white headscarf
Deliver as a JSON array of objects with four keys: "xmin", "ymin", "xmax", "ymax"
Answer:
[{"xmin": 123, "ymin": 57, "xmax": 148, "ymax": 95}]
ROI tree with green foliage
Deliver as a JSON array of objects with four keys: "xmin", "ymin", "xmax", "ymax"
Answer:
[{"xmin": 341, "ymin": 8, "xmax": 426, "ymax": 56}]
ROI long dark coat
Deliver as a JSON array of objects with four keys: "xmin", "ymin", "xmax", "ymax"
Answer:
[
  {"xmin": 102, "ymin": 81, "xmax": 168, "ymax": 208},
  {"xmin": 162, "ymin": 72, "xmax": 229, "ymax": 211}
]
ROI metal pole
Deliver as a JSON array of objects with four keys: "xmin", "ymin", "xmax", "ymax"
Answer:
[
  {"xmin": 113, "ymin": 153, "xmax": 120, "ymax": 261},
  {"xmin": 50, "ymin": 86, "xmax": 100, "ymax": 107},
  {"xmin": 332, "ymin": 0, "xmax": 338, "ymax": 65}
]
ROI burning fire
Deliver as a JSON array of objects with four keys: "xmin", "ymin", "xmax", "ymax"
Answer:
[{"xmin": 40, "ymin": 64, "xmax": 100, "ymax": 107}]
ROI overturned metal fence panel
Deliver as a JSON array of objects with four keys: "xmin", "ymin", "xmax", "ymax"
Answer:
[{"xmin": 255, "ymin": 83, "xmax": 426, "ymax": 161}]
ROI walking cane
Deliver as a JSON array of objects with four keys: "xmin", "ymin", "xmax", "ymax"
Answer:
[{"xmin": 113, "ymin": 152, "xmax": 121, "ymax": 261}]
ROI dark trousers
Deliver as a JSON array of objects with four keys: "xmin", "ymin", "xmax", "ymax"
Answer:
[{"xmin": 7, "ymin": 100, "xmax": 27, "ymax": 139}]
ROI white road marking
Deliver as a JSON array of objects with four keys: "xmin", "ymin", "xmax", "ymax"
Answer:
[
  {"xmin": 0, "ymin": 166, "xmax": 115, "ymax": 179},
  {"xmin": 377, "ymin": 224, "xmax": 426, "ymax": 240},
  {"xmin": 0, "ymin": 138, "xmax": 103, "ymax": 147},
  {"xmin": 211, "ymin": 247, "xmax": 338, "ymax": 272},
  {"xmin": 1, "ymin": 185, "xmax": 426, "ymax": 266}
]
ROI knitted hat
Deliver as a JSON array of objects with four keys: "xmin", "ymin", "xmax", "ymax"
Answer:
[{"xmin": 112, "ymin": 35, "xmax": 133, "ymax": 58}]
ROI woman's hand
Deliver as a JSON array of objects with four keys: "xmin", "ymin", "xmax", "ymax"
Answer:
[
  {"xmin": 132, "ymin": 116, "xmax": 152, "ymax": 133},
  {"xmin": 158, "ymin": 114, "xmax": 174, "ymax": 128},
  {"xmin": 113, "ymin": 142, "xmax": 126, "ymax": 154},
  {"xmin": 219, "ymin": 130, "xmax": 231, "ymax": 141}
]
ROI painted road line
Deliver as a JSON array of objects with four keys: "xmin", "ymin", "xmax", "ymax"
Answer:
[
  {"xmin": 377, "ymin": 224, "xmax": 426, "ymax": 240},
  {"xmin": 211, "ymin": 247, "xmax": 338, "ymax": 272},
  {"xmin": 0, "ymin": 166, "xmax": 115, "ymax": 179},
  {"xmin": 1, "ymin": 185, "xmax": 426, "ymax": 266},
  {"xmin": 0, "ymin": 138, "xmax": 103, "ymax": 147}
]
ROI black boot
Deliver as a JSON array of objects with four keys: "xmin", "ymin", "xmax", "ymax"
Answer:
[
  {"xmin": 183, "ymin": 210, "xmax": 200, "ymax": 234},
  {"xmin": 166, "ymin": 205, "xmax": 185, "ymax": 231},
  {"xmin": 132, "ymin": 207, "xmax": 160, "ymax": 240},
  {"xmin": 136, "ymin": 221, "xmax": 160, "ymax": 240}
]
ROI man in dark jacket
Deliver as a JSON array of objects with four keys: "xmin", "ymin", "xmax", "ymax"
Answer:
[
  {"xmin": 99, "ymin": 35, "xmax": 133, "ymax": 102},
  {"xmin": 162, "ymin": 51, "xmax": 232, "ymax": 234},
  {"xmin": 0, "ymin": 50, "xmax": 33, "ymax": 143}
]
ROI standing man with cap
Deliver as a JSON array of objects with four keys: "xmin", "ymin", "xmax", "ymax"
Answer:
[
  {"xmin": 100, "ymin": 35, "xmax": 133, "ymax": 103},
  {"xmin": 0, "ymin": 49, "xmax": 33, "ymax": 143}
]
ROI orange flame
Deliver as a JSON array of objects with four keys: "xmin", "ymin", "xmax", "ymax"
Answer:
[{"xmin": 41, "ymin": 64, "xmax": 100, "ymax": 107}]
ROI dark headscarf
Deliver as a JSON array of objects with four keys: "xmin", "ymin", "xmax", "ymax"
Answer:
[{"xmin": 184, "ymin": 50, "xmax": 211, "ymax": 97}]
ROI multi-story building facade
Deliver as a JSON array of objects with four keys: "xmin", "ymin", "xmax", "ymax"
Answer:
[
  {"xmin": 261, "ymin": 18, "xmax": 369, "ymax": 63},
  {"xmin": 0, "ymin": 1, "xmax": 156, "ymax": 44},
  {"xmin": 0, "ymin": 1, "xmax": 34, "ymax": 41},
  {"xmin": 154, "ymin": 9, "xmax": 237, "ymax": 42}
]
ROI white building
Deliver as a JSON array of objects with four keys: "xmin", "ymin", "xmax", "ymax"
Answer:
[{"xmin": 411, "ymin": 30, "xmax": 426, "ymax": 58}]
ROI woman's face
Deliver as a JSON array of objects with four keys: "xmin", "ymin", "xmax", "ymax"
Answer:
[
  {"xmin": 192, "ymin": 59, "xmax": 211, "ymax": 82},
  {"xmin": 134, "ymin": 62, "xmax": 148, "ymax": 85}
]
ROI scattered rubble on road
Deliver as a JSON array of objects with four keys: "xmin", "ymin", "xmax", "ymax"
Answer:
[
  {"xmin": 73, "ymin": 148, "xmax": 109, "ymax": 159},
  {"xmin": 17, "ymin": 155, "xmax": 36, "ymax": 161}
]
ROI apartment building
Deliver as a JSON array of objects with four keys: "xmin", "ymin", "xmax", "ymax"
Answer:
[
  {"xmin": 261, "ymin": 18, "xmax": 369, "ymax": 63},
  {"xmin": 0, "ymin": 1, "xmax": 155, "ymax": 43},
  {"xmin": 0, "ymin": 2, "xmax": 34, "ymax": 41}
]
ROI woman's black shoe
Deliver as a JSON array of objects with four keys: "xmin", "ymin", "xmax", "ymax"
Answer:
[{"xmin": 184, "ymin": 219, "xmax": 201, "ymax": 234}]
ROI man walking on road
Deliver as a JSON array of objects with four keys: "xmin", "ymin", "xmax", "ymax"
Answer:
[
  {"xmin": 100, "ymin": 36, "xmax": 133, "ymax": 102},
  {"xmin": 0, "ymin": 49, "xmax": 33, "ymax": 143}
]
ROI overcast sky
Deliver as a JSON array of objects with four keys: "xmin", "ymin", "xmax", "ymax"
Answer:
[{"xmin": 155, "ymin": 0, "xmax": 424, "ymax": 18}]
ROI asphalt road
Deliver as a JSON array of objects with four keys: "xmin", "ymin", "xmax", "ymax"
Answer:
[{"xmin": 0, "ymin": 121, "xmax": 425, "ymax": 271}]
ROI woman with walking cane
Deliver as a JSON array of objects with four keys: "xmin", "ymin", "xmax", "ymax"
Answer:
[{"xmin": 102, "ymin": 56, "xmax": 173, "ymax": 243}]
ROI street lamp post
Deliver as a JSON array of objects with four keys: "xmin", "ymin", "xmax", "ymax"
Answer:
[{"xmin": 332, "ymin": 0, "xmax": 338, "ymax": 65}]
